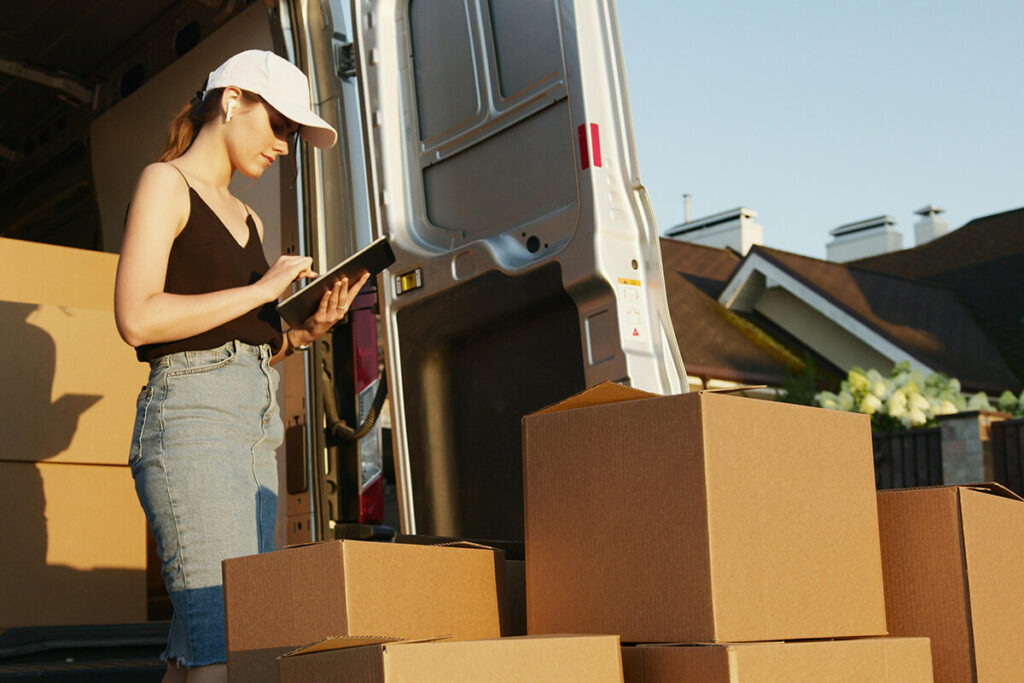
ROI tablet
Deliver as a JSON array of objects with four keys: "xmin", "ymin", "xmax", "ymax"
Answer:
[{"xmin": 276, "ymin": 236, "xmax": 396, "ymax": 328}]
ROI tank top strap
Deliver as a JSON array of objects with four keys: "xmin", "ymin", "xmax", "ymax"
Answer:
[{"xmin": 166, "ymin": 163, "xmax": 192, "ymax": 190}]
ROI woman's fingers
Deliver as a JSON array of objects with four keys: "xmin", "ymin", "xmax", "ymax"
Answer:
[
  {"xmin": 344, "ymin": 272, "xmax": 371, "ymax": 308},
  {"xmin": 329, "ymin": 277, "xmax": 347, "ymax": 314}
]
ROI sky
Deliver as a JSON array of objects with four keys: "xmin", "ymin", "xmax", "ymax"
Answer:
[{"xmin": 615, "ymin": 0, "xmax": 1023, "ymax": 258}]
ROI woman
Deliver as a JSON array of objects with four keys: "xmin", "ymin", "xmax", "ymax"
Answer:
[{"xmin": 114, "ymin": 50, "xmax": 367, "ymax": 682}]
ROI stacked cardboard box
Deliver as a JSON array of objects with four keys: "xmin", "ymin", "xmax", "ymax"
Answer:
[
  {"xmin": 522, "ymin": 382, "xmax": 934, "ymax": 681},
  {"xmin": 277, "ymin": 634, "xmax": 623, "ymax": 682},
  {"xmin": 877, "ymin": 483, "xmax": 1024, "ymax": 682},
  {"xmin": 0, "ymin": 238, "xmax": 149, "ymax": 628},
  {"xmin": 222, "ymin": 539, "xmax": 624, "ymax": 682}
]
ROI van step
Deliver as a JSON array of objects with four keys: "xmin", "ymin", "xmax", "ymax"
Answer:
[{"xmin": 0, "ymin": 623, "xmax": 168, "ymax": 681}]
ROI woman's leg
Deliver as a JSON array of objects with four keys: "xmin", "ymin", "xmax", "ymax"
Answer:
[
  {"xmin": 162, "ymin": 662, "xmax": 187, "ymax": 683},
  {"xmin": 186, "ymin": 663, "xmax": 227, "ymax": 682}
]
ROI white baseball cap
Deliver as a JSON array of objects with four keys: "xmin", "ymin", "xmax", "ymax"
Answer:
[{"xmin": 204, "ymin": 49, "xmax": 337, "ymax": 149}]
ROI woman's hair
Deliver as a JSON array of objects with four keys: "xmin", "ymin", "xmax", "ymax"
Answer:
[{"xmin": 157, "ymin": 87, "xmax": 261, "ymax": 162}]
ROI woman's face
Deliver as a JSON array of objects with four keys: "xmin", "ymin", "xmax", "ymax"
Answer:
[{"xmin": 224, "ymin": 91, "xmax": 300, "ymax": 178}]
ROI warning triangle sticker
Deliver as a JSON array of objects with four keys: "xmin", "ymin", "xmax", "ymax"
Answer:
[{"xmin": 632, "ymin": 328, "xmax": 639, "ymax": 337}]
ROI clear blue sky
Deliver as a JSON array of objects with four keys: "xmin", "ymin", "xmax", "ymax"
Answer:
[{"xmin": 616, "ymin": 0, "xmax": 1023, "ymax": 258}]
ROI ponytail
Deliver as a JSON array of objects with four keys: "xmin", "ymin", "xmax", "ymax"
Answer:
[
  {"xmin": 157, "ymin": 88, "xmax": 223, "ymax": 162},
  {"xmin": 157, "ymin": 87, "xmax": 264, "ymax": 161}
]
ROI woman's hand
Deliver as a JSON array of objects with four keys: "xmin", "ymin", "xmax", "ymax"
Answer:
[
  {"xmin": 289, "ymin": 272, "xmax": 372, "ymax": 347},
  {"xmin": 256, "ymin": 255, "xmax": 318, "ymax": 302}
]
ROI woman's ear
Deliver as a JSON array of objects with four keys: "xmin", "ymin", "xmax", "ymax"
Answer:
[{"xmin": 222, "ymin": 86, "xmax": 242, "ymax": 123}]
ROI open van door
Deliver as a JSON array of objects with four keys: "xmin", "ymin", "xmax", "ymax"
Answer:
[{"xmin": 350, "ymin": 0, "xmax": 686, "ymax": 540}]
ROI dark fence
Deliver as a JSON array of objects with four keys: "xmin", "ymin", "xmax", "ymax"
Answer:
[
  {"xmin": 872, "ymin": 427, "xmax": 943, "ymax": 490},
  {"xmin": 992, "ymin": 418, "xmax": 1024, "ymax": 497}
]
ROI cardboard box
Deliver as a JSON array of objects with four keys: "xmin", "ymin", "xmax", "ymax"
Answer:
[
  {"xmin": 523, "ymin": 382, "xmax": 887, "ymax": 643},
  {"xmin": 0, "ymin": 237, "xmax": 119, "ymax": 310},
  {"xmin": 0, "ymin": 302, "xmax": 148, "ymax": 465},
  {"xmin": 279, "ymin": 635, "xmax": 623, "ymax": 682},
  {"xmin": 877, "ymin": 483, "xmax": 1024, "ymax": 682},
  {"xmin": 621, "ymin": 637, "xmax": 932, "ymax": 682},
  {"xmin": 223, "ymin": 540, "xmax": 507, "ymax": 683},
  {"xmin": 0, "ymin": 461, "xmax": 147, "ymax": 627}
]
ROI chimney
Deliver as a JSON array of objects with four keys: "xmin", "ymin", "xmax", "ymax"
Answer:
[
  {"xmin": 826, "ymin": 215, "xmax": 903, "ymax": 262},
  {"xmin": 665, "ymin": 207, "xmax": 764, "ymax": 255},
  {"xmin": 913, "ymin": 204, "xmax": 949, "ymax": 246}
]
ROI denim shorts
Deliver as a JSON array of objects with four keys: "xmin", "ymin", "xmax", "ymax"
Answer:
[{"xmin": 129, "ymin": 340, "xmax": 283, "ymax": 667}]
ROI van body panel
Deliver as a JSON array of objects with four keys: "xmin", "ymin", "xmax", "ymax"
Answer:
[{"xmin": 351, "ymin": 0, "xmax": 686, "ymax": 537}]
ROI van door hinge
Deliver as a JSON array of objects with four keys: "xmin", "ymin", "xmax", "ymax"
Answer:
[{"xmin": 334, "ymin": 40, "xmax": 356, "ymax": 79}]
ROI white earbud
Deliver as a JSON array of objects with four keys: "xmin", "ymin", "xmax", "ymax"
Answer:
[{"xmin": 225, "ymin": 101, "xmax": 236, "ymax": 122}]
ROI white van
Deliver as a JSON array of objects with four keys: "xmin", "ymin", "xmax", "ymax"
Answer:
[{"xmin": 2, "ymin": 0, "xmax": 685, "ymax": 548}]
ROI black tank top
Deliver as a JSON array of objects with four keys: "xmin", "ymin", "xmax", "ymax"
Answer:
[{"xmin": 136, "ymin": 169, "xmax": 283, "ymax": 362}]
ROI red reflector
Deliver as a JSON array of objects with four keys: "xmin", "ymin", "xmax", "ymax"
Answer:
[
  {"xmin": 359, "ymin": 475, "xmax": 384, "ymax": 524},
  {"xmin": 590, "ymin": 123, "xmax": 602, "ymax": 167},
  {"xmin": 351, "ymin": 308, "xmax": 378, "ymax": 394},
  {"xmin": 577, "ymin": 124, "xmax": 589, "ymax": 170}
]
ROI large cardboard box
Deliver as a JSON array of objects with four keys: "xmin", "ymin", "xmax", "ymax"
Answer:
[
  {"xmin": 223, "ymin": 540, "xmax": 507, "ymax": 683},
  {"xmin": 0, "ymin": 236, "xmax": 118, "ymax": 310},
  {"xmin": 279, "ymin": 635, "xmax": 623, "ymax": 682},
  {"xmin": 0, "ymin": 302, "xmax": 148, "ymax": 465},
  {"xmin": 877, "ymin": 483, "xmax": 1024, "ymax": 682},
  {"xmin": 523, "ymin": 382, "xmax": 887, "ymax": 643},
  {"xmin": 0, "ymin": 461, "xmax": 147, "ymax": 627},
  {"xmin": 621, "ymin": 637, "xmax": 932, "ymax": 682},
  {"xmin": 0, "ymin": 237, "xmax": 148, "ymax": 466}
]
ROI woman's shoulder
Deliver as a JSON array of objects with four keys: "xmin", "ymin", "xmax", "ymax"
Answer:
[
  {"xmin": 137, "ymin": 161, "xmax": 192, "ymax": 191},
  {"xmin": 127, "ymin": 162, "xmax": 193, "ymax": 236}
]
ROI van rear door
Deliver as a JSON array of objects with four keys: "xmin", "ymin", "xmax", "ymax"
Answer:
[{"xmin": 351, "ymin": 0, "xmax": 686, "ymax": 539}]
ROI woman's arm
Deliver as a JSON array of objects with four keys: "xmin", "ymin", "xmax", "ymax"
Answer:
[{"xmin": 114, "ymin": 163, "xmax": 315, "ymax": 347}]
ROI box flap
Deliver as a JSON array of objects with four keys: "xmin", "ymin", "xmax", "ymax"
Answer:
[
  {"xmin": 957, "ymin": 487, "xmax": 1024, "ymax": 680},
  {"xmin": 697, "ymin": 385, "xmax": 766, "ymax": 394},
  {"xmin": 433, "ymin": 540, "xmax": 498, "ymax": 551},
  {"xmin": 529, "ymin": 381, "xmax": 659, "ymax": 415},
  {"xmin": 961, "ymin": 481, "xmax": 1024, "ymax": 502},
  {"xmin": 878, "ymin": 482, "xmax": 1024, "ymax": 503},
  {"xmin": 281, "ymin": 635, "xmax": 450, "ymax": 658}
]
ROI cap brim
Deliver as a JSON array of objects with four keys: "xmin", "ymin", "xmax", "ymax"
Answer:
[{"xmin": 265, "ymin": 97, "xmax": 337, "ymax": 149}]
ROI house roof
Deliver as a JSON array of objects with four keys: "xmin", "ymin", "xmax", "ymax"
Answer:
[
  {"xmin": 661, "ymin": 238, "xmax": 741, "ymax": 299},
  {"xmin": 852, "ymin": 207, "xmax": 1024, "ymax": 385},
  {"xmin": 660, "ymin": 238, "xmax": 804, "ymax": 385},
  {"xmin": 745, "ymin": 245, "xmax": 1020, "ymax": 393}
]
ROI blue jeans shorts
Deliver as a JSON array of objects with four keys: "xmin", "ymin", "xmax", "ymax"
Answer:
[{"xmin": 130, "ymin": 340, "xmax": 283, "ymax": 667}]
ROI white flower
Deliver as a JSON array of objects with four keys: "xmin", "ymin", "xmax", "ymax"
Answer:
[
  {"xmin": 847, "ymin": 369, "xmax": 870, "ymax": 394},
  {"xmin": 859, "ymin": 394, "xmax": 883, "ymax": 415},
  {"xmin": 888, "ymin": 389, "xmax": 908, "ymax": 411},
  {"xmin": 887, "ymin": 402, "xmax": 908, "ymax": 420},
  {"xmin": 937, "ymin": 399, "xmax": 958, "ymax": 415},
  {"xmin": 905, "ymin": 407, "xmax": 928, "ymax": 427},
  {"xmin": 870, "ymin": 380, "xmax": 890, "ymax": 400},
  {"xmin": 908, "ymin": 393, "xmax": 930, "ymax": 413},
  {"xmin": 816, "ymin": 391, "xmax": 840, "ymax": 410},
  {"xmin": 966, "ymin": 392, "xmax": 992, "ymax": 411},
  {"xmin": 997, "ymin": 390, "xmax": 1017, "ymax": 413},
  {"xmin": 838, "ymin": 390, "xmax": 855, "ymax": 411}
]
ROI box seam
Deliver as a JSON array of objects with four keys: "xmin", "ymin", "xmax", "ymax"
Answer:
[{"xmin": 956, "ymin": 489, "xmax": 980, "ymax": 682}]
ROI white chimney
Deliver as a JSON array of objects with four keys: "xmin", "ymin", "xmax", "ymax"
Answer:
[
  {"xmin": 826, "ymin": 215, "xmax": 903, "ymax": 262},
  {"xmin": 913, "ymin": 204, "xmax": 949, "ymax": 246},
  {"xmin": 665, "ymin": 207, "xmax": 764, "ymax": 255}
]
